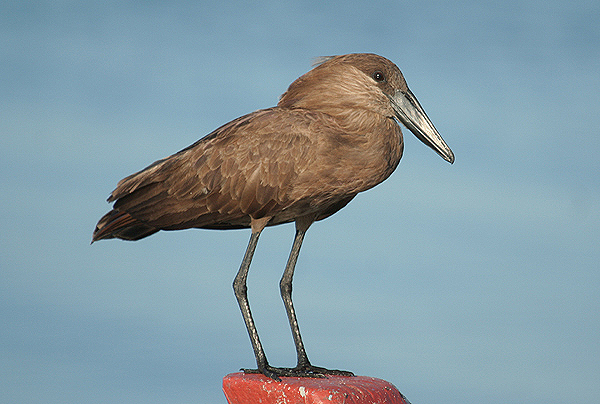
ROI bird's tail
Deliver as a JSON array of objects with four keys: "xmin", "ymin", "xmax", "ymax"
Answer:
[{"xmin": 92, "ymin": 209, "xmax": 158, "ymax": 243}]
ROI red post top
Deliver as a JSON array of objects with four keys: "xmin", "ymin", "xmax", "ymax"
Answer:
[{"xmin": 223, "ymin": 372, "xmax": 410, "ymax": 404}]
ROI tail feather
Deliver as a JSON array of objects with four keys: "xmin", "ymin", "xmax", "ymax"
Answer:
[{"xmin": 92, "ymin": 209, "xmax": 158, "ymax": 242}]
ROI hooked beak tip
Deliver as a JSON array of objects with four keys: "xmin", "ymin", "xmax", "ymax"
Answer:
[{"xmin": 444, "ymin": 149, "xmax": 455, "ymax": 164}]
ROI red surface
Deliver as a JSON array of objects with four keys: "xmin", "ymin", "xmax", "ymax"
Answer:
[{"xmin": 223, "ymin": 372, "xmax": 410, "ymax": 404}]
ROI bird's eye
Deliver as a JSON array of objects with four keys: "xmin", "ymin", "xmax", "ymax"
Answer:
[{"xmin": 372, "ymin": 71, "xmax": 385, "ymax": 82}]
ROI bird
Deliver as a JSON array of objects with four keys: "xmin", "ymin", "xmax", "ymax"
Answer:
[{"xmin": 92, "ymin": 53, "xmax": 454, "ymax": 381}]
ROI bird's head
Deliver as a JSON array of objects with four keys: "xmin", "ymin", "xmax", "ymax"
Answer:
[{"xmin": 279, "ymin": 53, "xmax": 454, "ymax": 164}]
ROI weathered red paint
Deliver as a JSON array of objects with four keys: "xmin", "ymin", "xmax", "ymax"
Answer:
[{"xmin": 223, "ymin": 372, "xmax": 410, "ymax": 404}]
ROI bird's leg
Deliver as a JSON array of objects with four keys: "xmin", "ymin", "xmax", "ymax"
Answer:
[
  {"xmin": 234, "ymin": 220, "xmax": 352, "ymax": 380},
  {"xmin": 276, "ymin": 222, "xmax": 354, "ymax": 378},
  {"xmin": 279, "ymin": 226, "xmax": 310, "ymax": 368},
  {"xmin": 233, "ymin": 230, "xmax": 279, "ymax": 380}
]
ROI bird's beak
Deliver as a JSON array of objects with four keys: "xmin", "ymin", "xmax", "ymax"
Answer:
[{"xmin": 390, "ymin": 88, "xmax": 455, "ymax": 164}]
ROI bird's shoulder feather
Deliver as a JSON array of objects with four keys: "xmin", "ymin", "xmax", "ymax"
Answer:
[{"xmin": 108, "ymin": 108, "xmax": 335, "ymax": 229}]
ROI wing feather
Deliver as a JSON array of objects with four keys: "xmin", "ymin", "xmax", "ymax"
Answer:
[{"xmin": 101, "ymin": 108, "xmax": 318, "ymax": 233}]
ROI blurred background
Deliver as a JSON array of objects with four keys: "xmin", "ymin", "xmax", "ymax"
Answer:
[{"xmin": 1, "ymin": 1, "xmax": 599, "ymax": 403}]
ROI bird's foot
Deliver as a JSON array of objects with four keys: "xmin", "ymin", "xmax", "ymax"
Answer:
[
  {"xmin": 295, "ymin": 363, "xmax": 354, "ymax": 377},
  {"xmin": 243, "ymin": 363, "xmax": 354, "ymax": 381}
]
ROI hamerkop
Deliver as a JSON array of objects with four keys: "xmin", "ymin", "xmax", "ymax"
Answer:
[{"xmin": 93, "ymin": 53, "xmax": 454, "ymax": 380}]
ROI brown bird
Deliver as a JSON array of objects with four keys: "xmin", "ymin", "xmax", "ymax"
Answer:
[{"xmin": 92, "ymin": 53, "xmax": 454, "ymax": 380}]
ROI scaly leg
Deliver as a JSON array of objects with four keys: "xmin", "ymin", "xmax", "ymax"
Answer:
[
  {"xmin": 235, "ymin": 222, "xmax": 353, "ymax": 380},
  {"xmin": 278, "ymin": 223, "xmax": 354, "ymax": 378},
  {"xmin": 233, "ymin": 230, "xmax": 279, "ymax": 379}
]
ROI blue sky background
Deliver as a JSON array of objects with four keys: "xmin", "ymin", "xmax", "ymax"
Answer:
[{"xmin": 2, "ymin": 1, "xmax": 599, "ymax": 403}]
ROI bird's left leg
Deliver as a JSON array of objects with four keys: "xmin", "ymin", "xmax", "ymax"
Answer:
[{"xmin": 277, "ymin": 217, "xmax": 354, "ymax": 378}]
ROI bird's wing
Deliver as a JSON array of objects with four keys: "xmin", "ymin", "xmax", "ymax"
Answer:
[{"xmin": 107, "ymin": 108, "xmax": 317, "ymax": 230}]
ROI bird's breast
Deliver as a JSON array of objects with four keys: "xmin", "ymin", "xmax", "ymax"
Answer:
[{"xmin": 288, "ymin": 116, "xmax": 403, "ymax": 205}]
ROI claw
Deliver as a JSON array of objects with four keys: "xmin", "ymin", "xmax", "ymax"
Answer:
[{"xmin": 243, "ymin": 364, "xmax": 354, "ymax": 381}]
